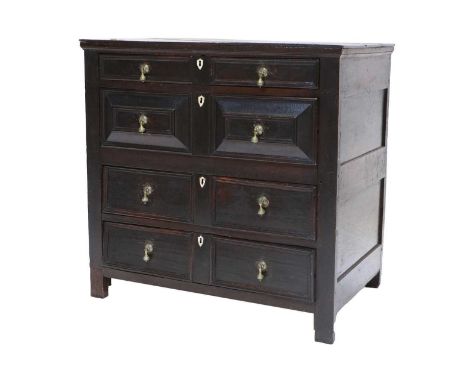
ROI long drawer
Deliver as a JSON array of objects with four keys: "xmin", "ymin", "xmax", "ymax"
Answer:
[
  {"xmin": 103, "ymin": 168, "xmax": 316, "ymax": 240},
  {"xmin": 103, "ymin": 222, "xmax": 314, "ymax": 301},
  {"xmin": 101, "ymin": 89, "xmax": 317, "ymax": 164},
  {"xmin": 99, "ymin": 54, "xmax": 319, "ymax": 89}
]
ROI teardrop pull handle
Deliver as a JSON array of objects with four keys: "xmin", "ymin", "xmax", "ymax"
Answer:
[
  {"xmin": 257, "ymin": 195, "xmax": 269, "ymax": 216},
  {"xmin": 140, "ymin": 63, "xmax": 150, "ymax": 82},
  {"xmin": 256, "ymin": 260, "xmax": 267, "ymax": 282},
  {"xmin": 143, "ymin": 242, "xmax": 154, "ymax": 262},
  {"xmin": 141, "ymin": 184, "xmax": 153, "ymax": 205},
  {"xmin": 257, "ymin": 67, "xmax": 268, "ymax": 87},
  {"xmin": 251, "ymin": 123, "xmax": 264, "ymax": 143},
  {"xmin": 138, "ymin": 114, "xmax": 148, "ymax": 134}
]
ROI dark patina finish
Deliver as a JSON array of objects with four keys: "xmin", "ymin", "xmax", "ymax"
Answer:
[{"xmin": 81, "ymin": 38, "xmax": 393, "ymax": 344}]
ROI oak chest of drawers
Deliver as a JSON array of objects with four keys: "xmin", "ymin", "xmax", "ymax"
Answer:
[{"xmin": 81, "ymin": 39, "xmax": 393, "ymax": 344}]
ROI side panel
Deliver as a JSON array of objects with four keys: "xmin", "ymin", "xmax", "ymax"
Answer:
[
  {"xmin": 314, "ymin": 57, "xmax": 341, "ymax": 343},
  {"xmin": 84, "ymin": 50, "xmax": 102, "ymax": 269},
  {"xmin": 335, "ymin": 52, "xmax": 391, "ymax": 312}
]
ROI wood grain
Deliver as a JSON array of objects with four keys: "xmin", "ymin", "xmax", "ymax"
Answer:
[{"xmin": 82, "ymin": 39, "xmax": 393, "ymax": 344}]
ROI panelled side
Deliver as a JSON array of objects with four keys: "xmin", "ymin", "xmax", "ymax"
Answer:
[
  {"xmin": 335, "ymin": 52, "xmax": 392, "ymax": 312},
  {"xmin": 313, "ymin": 57, "xmax": 341, "ymax": 344},
  {"xmin": 84, "ymin": 50, "xmax": 111, "ymax": 297}
]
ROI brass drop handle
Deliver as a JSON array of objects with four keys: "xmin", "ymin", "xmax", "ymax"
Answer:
[
  {"xmin": 251, "ymin": 123, "xmax": 264, "ymax": 143},
  {"xmin": 138, "ymin": 114, "xmax": 148, "ymax": 134},
  {"xmin": 141, "ymin": 184, "xmax": 153, "ymax": 205},
  {"xmin": 257, "ymin": 67, "xmax": 268, "ymax": 87},
  {"xmin": 143, "ymin": 242, "xmax": 154, "ymax": 263},
  {"xmin": 140, "ymin": 63, "xmax": 150, "ymax": 82},
  {"xmin": 256, "ymin": 260, "xmax": 267, "ymax": 282},
  {"xmin": 257, "ymin": 195, "xmax": 269, "ymax": 216}
]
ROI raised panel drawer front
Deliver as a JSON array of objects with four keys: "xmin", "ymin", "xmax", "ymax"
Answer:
[
  {"xmin": 103, "ymin": 167, "xmax": 192, "ymax": 222},
  {"xmin": 212, "ymin": 96, "xmax": 317, "ymax": 162},
  {"xmin": 212, "ymin": 237, "xmax": 314, "ymax": 300},
  {"xmin": 100, "ymin": 55, "xmax": 191, "ymax": 83},
  {"xmin": 102, "ymin": 90, "xmax": 191, "ymax": 152},
  {"xmin": 103, "ymin": 223, "xmax": 192, "ymax": 280},
  {"xmin": 213, "ymin": 178, "xmax": 316, "ymax": 239},
  {"xmin": 211, "ymin": 58, "xmax": 319, "ymax": 88}
]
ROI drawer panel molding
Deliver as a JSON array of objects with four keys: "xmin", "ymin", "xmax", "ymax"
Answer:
[
  {"xmin": 213, "ymin": 177, "xmax": 317, "ymax": 239},
  {"xmin": 103, "ymin": 167, "xmax": 193, "ymax": 222},
  {"xmin": 211, "ymin": 96, "xmax": 317, "ymax": 163},
  {"xmin": 103, "ymin": 223, "xmax": 193, "ymax": 280},
  {"xmin": 211, "ymin": 237, "xmax": 314, "ymax": 300},
  {"xmin": 102, "ymin": 90, "xmax": 192, "ymax": 152},
  {"xmin": 211, "ymin": 58, "xmax": 319, "ymax": 89},
  {"xmin": 100, "ymin": 55, "xmax": 192, "ymax": 83}
]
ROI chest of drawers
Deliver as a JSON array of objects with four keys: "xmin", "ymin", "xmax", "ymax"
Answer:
[{"xmin": 81, "ymin": 39, "xmax": 393, "ymax": 344}]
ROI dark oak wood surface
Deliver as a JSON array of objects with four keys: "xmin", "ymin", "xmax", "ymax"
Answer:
[
  {"xmin": 100, "ymin": 54, "xmax": 192, "ymax": 83},
  {"xmin": 103, "ymin": 166, "xmax": 193, "ymax": 222},
  {"xmin": 211, "ymin": 58, "xmax": 319, "ymax": 88},
  {"xmin": 103, "ymin": 223, "xmax": 193, "ymax": 280},
  {"xmin": 211, "ymin": 237, "xmax": 314, "ymax": 300},
  {"xmin": 212, "ymin": 95, "xmax": 317, "ymax": 162},
  {"xmin": 102, "ymin": 90, "xmax": 191, "ymax": 152},
  {"xmin": 82, "ymin": 39, "xmax": 393, "ymax": 344},
  {"xmin": 213, "ymin": 177, "xmax": 316, "ymax": 239}
]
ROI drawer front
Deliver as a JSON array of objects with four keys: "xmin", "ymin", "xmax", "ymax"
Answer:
[
  {"xmin": 103, "ymin": 167, "xmax": 193, "ymax": 222},
  {"xmin": 212, "ymin": 96, "xmax": 317, "ymax": 162},
  {"xmin": 211, "ymin": 58, "xmax": 319, "ymax": 88},
  {"xmin": 102, "ymin": 90, "xmax": 191, "ymax": 152},
  {"xmin": 103, "ymin": 223, "xmax": 192, "ymax": 280},
  {"xmin": 100, "ymin": 55, "xmax": 191, "ymax": 83},
  {"xmin": 213, "ymin": 178, "xmax": 316, "ymax": 239},
  {"xmin": 212, "ymin": 237, "xmax": 314, "ymax": 300}
]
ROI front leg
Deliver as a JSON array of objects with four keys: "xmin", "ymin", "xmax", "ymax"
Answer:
[
  {"xmin": 90, "ymin": 267, "xmax": 111, "ymax": 298},
  {"xmin": 314, "ymin": 313, "xmax": 335, "ymax": 344},
  {"xmin": 366, "ymin": 271, "xmax": 381, "ymax": 288}
]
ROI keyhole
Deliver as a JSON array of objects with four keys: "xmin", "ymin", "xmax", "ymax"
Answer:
[
  {"xmin": 197, "ymin": 235, "xmax": 204, "ymax": 248},
  {"xmin": 198, "ymin": 95, "xmax": 205, "ymax": 107},
  {"xmin": 199, "ymin": 176, "xmax": 206, "ymax": 188}
]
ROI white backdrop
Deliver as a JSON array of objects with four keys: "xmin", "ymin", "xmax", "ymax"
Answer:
[{"xmin": 1, "ymin": 1, "xmax": 467, "ymax": 380}]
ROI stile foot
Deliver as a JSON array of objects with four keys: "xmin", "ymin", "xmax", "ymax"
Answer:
[
  {"xmin": 315, "ymin": 329, "xmax": 335, "ymax": 344},
  {"xmin": 90, "ymin": 267, "xmax": 110, "ymax": 298},
  {"xmin": 366, "ymin": 271, "xmax": 381, "ymax": 288}
]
